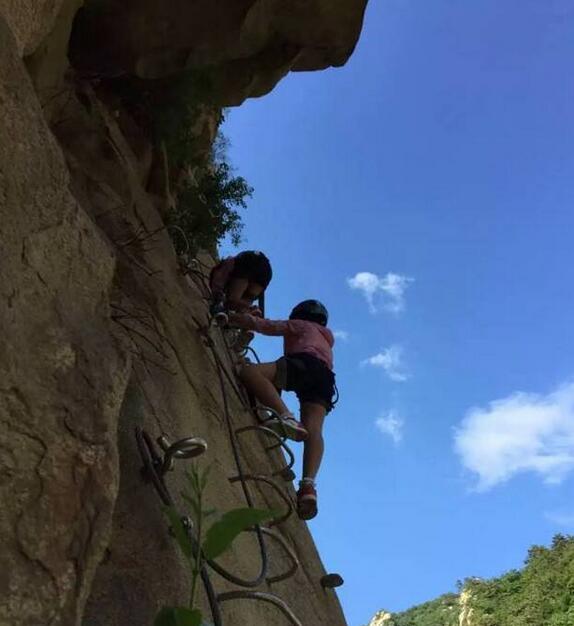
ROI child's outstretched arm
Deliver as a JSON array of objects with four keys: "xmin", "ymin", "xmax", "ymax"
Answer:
[{"xmin": 228, "ymin": 312, "xmax": 291, "ymax": 337}]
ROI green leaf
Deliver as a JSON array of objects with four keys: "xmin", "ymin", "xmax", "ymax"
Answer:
[
  {"xmin": 163, "ymin": 507, "xmax": 193, "ymax": 559},
  {"xmin": 154, "ymin": 607, "xmax": 202, "ymax": 626},
  {"xmin": 200, "ymin": 463, "xmax": 213, "ymax": 491},
  {"xmin": 202, "ymin": 507, "xmax": 275, "ymax": 561},
  {"xmin": 181, "ymin": 491, "xmax": 201, "ymax": 519},
  {"xmin": 185, "ymin": 468, "xmax": 201, "ymax": 496}
]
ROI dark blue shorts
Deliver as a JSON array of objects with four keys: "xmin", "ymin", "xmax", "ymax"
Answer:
[{"xmin": 275, "ymin": 352, "xmax": 336, "ymax": 412}]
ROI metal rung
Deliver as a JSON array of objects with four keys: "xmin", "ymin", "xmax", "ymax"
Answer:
[
  {"xmin": 234, "ymin": 425, "xmax": 295, "ymax": 479},
  {"xmin": 259, "ymin": 528, "xmax": 300, "ymax": 584},
  {"xmin": 217, "ymin": 591, "xmax": 303, "ymax": 626},
  {"xmin": 229, "ymin": 474, "xmax": 293, "ymax": 526}
]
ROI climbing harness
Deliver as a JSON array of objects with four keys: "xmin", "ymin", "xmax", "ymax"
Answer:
[{"xmin": 240, "ymin": 344, "xmax": 261, "ymax": 363}]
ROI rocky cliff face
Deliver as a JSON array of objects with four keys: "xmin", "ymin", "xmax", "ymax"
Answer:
[
  {"xmin": 0, "ymin": 1, "xmax": 367, "ymax": 624},
  {"xmin": 367, "ymin": 594, "xmax": 460, "ymax": 626},
  {"xmin": 457, "ymin": 590, "xmax": 474, "ymax": 626},
  {"xmin": 367, "ymin": 610, "xmax": 393, "ymax": 625},
  {"xmin": 68, "ymin": 0, "xmax": 368, "ymax": 105}
]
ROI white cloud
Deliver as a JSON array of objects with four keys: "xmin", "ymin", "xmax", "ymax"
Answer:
[
  {"xmin": 454, "ymin": 381, "xmax": 574, "ymax": 491},
  {"xmin": 334, "ymin": 330, "xmax": 349, "ymax": 341},
  {"xmin": 347, "ymin": 272, "xmax": 380, "ymax": 312},
  {"xmin": 347, "ymin": 271, "xmax": 413, "ymax": 314},
  {"xmin": 376, "ymin": 410, "xmax": 404, "ymax": 445},
  {"xmin": 545, "ymin": 511, "xmax": 574, "ymax": 527},
  {"xmin": 362, "ymin": 345, "xmax": 409, "ymax": 382}
]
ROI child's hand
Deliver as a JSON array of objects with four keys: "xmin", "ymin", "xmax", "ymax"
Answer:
[
  {"xmin": 249, "ymin": 306, "xmax": 263, "ymax": 318},
  {"xmin": 228, "ymin": 311, "xmax": 250, "ymax": 327}
]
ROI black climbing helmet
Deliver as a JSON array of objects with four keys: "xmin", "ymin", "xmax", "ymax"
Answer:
[{"xmin": 289, "ymin": 300, "xmax": 329, "ymax": 326}]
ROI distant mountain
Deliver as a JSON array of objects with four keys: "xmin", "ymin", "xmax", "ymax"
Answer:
[{"xmin": 367, "ymin": 534, "xmax": 574, "ymax": 626}]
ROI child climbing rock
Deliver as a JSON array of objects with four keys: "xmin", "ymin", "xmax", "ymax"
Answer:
[
  {"xmin": 209, "ymin": 250, "xmax": 272, "ymax": 323},
  {"xmin": 229, "ymin": 300, "xmax": 336, "ymax": 521}
]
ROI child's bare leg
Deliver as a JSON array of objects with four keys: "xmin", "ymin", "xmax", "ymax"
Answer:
[
  {"xmin": 300, "ymin": 402, "xmax": 327, "ymax": 481},
  {"xmin": 239, "ymin": 362, "xmax": 289, "ymax": 417},
  {"xmin": 296, "ymin": 402, "xmax": 326, "ymax": 520}
]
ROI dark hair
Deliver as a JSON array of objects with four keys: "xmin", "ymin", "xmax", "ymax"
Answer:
[
  {"xmin": 233, "ymin": 250, "xmax": 272, "ymax": 288},
  {"xmin": 289, "ymin": 300, "xmax": 329, "ymax": 326}
]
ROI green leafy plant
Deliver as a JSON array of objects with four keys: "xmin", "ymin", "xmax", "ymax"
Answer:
[
  {"xmin": 106, "ymin": 68, "xmax": 251, "ymax": 253},
  {"xmin": 154, "ymin": 71, "xmax": 219, "ymax": 171},
  {"xmin": 168, "ymin": 157, "xmax": 252, "ymax": 254},
  {"xmin": 154, "ymin": 464, "xmax": 274, "ymax": 626},
  {"xmin": 152, "ymin": 71, "xmax": 252, "ymax": 254}
]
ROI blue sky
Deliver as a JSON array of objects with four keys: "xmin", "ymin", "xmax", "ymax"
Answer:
[{"xmin": 220, "ymin": 1, "xmax": 574, "ymax": 624}]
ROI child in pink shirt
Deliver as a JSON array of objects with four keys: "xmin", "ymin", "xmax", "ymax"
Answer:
[{"xmin": 230, "ymin": 300, "xmax": 336, "ymax": 521}]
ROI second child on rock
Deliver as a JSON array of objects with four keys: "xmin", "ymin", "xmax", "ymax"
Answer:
[
  {"xmin": 229, "ymin": 300, "xmax": 337, "ymax": 521},
  {"xmin": 209, "ymin": 250, "xmax": 272, "ymax": 323}
]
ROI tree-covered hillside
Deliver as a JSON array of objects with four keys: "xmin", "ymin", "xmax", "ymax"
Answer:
[
  {"xmin": 466, "ymin": 535, "xmax": 574, "ymax": 626},
  {"xmin": 370, "ymin": 535, "xmax": 574, "ymax": 626},
  {"xmin": 390, "ymin": 593, "xmax": 459, "ymax": 626}
]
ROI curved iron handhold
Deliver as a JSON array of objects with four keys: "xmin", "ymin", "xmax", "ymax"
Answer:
[
  {"xmin": 157, "ymin": 434, "xmax": 208, "ymax": 472},
  {"xmin": 135, "ymin": 427, "xmax": 173, "ymax": 506},
  {"xmin": 200, "ymin": 565, "xmax": 223, "ymax": 626},
  {"xmin": 253, "ymin": 408, "xmax": 292, "ymax": 452},
  {"xmin": 206, "ymin": 536, "xmax": 268, "ymax": 589},
  {"xmin": 234, "ymin": 425, "xmax": 295, "ymax": 478},
  {"xmin": 321, "ymin": 573, "xmax": 345, "ymax": 589},
  {"xmin": 255, "ymin": 406, "xmax": 281, "ymax": 424},
  {"xmin": 259, "ymin": 528, "xmax": 300, "ymax": 584},
  {"xmin": 254, "ymin": 407, "xmax": 298, "ymax": 448},
  {"xmin": 228, "ymin": 474, "xmax": 293, "ymax": 526},
  {"xmin": 217, "ymin": 591, "xmax": 303, "ymax": 626}
]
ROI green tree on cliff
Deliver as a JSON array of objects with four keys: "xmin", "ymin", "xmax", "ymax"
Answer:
[
  {"xmin": 155, "ymin": 72, "xmax": 253, "ymax": 253},
  {"xmin": 372, "ymin": 535, "xmax": 574, "ymax": 626}
]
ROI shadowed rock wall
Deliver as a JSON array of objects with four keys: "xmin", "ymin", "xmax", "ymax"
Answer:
[
  {"xmin": 69, "ymin": 0, "xmax": 368, "ymax": 104},
  {"xmin": 0, "ymin": 16, "xmax": 129, "ymax": 625},
  {"xmin": 0, "ymin": 2, "xmax": 367, "ymax": 624}
]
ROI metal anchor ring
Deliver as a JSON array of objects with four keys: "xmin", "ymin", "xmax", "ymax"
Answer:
[{"xmin": 157, "ymin": 435, "xmax": 208, "ymax": 473}]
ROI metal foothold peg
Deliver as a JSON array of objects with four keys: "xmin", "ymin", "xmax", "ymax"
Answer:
[
  {"xmin": 321, "ymin": 573, "xmax": 344, "ymax": 589},
  {"xmin": 157, "ymin": 435, "xmax": 208, "ymax": 474}
]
